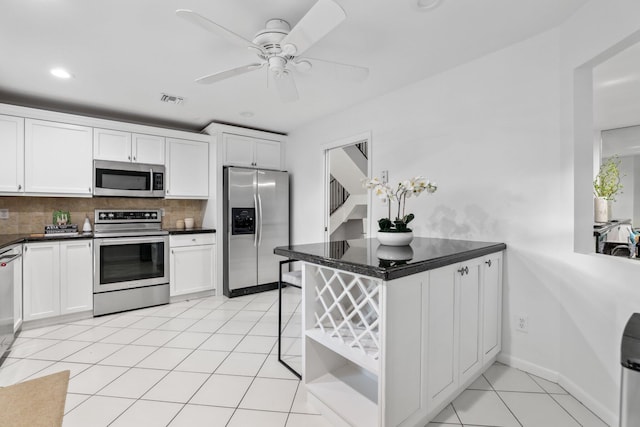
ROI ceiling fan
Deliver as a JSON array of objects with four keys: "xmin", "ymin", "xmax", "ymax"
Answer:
[{"xmin": 176, "ymin": 0, "xmax": 369, "ymax": 102}]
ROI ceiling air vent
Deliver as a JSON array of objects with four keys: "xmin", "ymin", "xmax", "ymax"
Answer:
[{"xmin": 160, "ymin": 93, "xmax": 184, "ymax": 105}]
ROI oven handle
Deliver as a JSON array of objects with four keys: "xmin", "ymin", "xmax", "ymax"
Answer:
[
  {"xmin": 94, "ymin": 235, "xmax": 169, "ymax": 246},
  {"xmin": 150, "ymin": 168, "xmax": 154, "ymax": 194}
]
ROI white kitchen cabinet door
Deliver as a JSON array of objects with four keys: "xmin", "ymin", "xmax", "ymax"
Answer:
[
  {"xmin": 222, "ymin": 133, "xmax": 283, "ymax": 170},
  {"xmin": 170, "ymin": 244, "xmax": 215, "ymax": 296},
  {"xmin": 25, "ymin": 119, "xmax": 93, "ymax": 196},
  {"xmin": 255, "ymin": 139, "xmax": 282, "ymax": 170},
  {"xmin": 60, "ymin": 240, "xmax": 93, "ymax": 315},
  {"xmin": 93, "ymin": 128, "xmax": 132, "ymax": 162},
  {"xmin": 482, "ymin": 252, "xmax": 503, "ymax": 362},
  {"xmin": 133, "ymin": 133, "xmax": 164, "ymax": 164},
  {"xmin": 223, "ymin": 134, "xmax": 255, "ymax": 167},
  {"xmin": 425, "ymin": 263, "xmax": 458, "ymax": 410},
  {"xmin": 458, "ymin": 258, "xmax": 483, "ymax": 385},
  {"xmin": 165, "ymin": 138, "xmax": 209, "ymax": 199},
  {"xmin": 0, "ymin": 115, "xmax": 24, "ymax": 193},
  {"xmin": 23, "ymin": 242, "xmax": 60, "ymax": 321},
  {"xmin": 13, "ymin": 250, "xmax": 22, "ymax": 332}
]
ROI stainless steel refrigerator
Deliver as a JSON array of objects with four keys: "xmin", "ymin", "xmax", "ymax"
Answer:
[{"xmin": 223, "ymin": 167, "xmax": 289, "ymax": 297}]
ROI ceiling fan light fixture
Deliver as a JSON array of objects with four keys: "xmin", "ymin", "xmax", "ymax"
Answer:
[
  {"xmin": 416, "ymin": 0, "xmax": 444, "ymax": 10},
  {"xmin": 50, "ymin": 67, "xmax": 72, "ymax": 79},
  {"xmin": 282, "ymin": 43, "xmax": 297, "ymax": 56},
  {"xmin": 294, "ymin": 60, "xmax": 312, "ymax": 73}
]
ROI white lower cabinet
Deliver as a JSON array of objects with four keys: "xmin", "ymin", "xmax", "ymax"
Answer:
[
  {"xmin": 23, "ymin": 240, "xmax": 93, "ymax": 321},
  {"xmin": 60, "ymin": 240, "xmax": 94, "ymax": 315},
  {"xmin": 303, "ymin": 251, "xmax": 503, "ymax": 427},
  {"xmin": 169, "ymin": 234, "xmax": 215, "ymax": 296}
]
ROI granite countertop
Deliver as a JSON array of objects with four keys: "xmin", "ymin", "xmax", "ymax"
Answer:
[
  {"xmin": 274, "ymin": 237, "xmax": 506, "ymax": 281},
  {"xmin": 0, "ymin": 232, "xmax": 93, "ymax": 252},
  {"xmin": 165, "ymin": 227, "xmax": 216, "ymax": 235}
]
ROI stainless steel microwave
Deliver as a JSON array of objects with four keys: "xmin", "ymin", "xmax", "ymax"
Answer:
[{"xmin": 94, "ymin": 160, "xmax": 165, "ymax": 198}]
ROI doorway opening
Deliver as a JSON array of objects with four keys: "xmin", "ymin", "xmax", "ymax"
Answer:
[{"xmin": 324, "ymin": 133, "xmax": 371, "ymax": 243}]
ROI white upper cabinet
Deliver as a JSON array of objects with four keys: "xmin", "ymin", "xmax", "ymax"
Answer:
[
  {"xmin": 165, "ymin": 137, "xmax": 209, "ymax": 199},
  {"xmin": 133, "ymin": 133, "xmax": 164, "ymax": 164},
  {"xmin": 93, "ymin": 128, "xmax": 132, "ymax": 162},
  {"xmin": 0, "ymin": 114, "xmax": 24, "ymax": 193},
  {"xmin": 223, "ymin": 133, "xmax": 283, "ymax": 170},
  {"xmin": 25, "ymin": 119, "xmax": 93, "ymax": 196},
  {"xmin": 94, "ymin": 128, "xmax": 164, "ymax": 164}
]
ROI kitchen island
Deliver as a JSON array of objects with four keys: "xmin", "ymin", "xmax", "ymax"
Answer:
[{"xmin": 275, "ymin": 237, "xmax": 506, "ymax": 427}]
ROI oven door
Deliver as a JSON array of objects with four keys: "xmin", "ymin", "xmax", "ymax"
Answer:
[{"xmin": 94, "ymin": 235, "xmax": 169, "ymax": 293}]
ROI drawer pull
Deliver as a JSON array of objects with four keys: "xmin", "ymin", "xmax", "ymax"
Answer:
[{"xmin": 485, "ymin": 260, "xmax": 492, "ymax": 267}]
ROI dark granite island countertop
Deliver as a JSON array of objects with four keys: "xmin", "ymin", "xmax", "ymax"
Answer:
[{"xmin": 274, "ymin": 237, "xmax": 506, "ymax": 281}]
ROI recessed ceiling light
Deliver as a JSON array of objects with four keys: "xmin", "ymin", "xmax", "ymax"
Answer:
[
  {"xmin": 50, "ymin": 68, "xmax": 72, "ymax": 79},
  {"xmin": 416, "ymin": 0, "xmax": 444, "ymax": 10},
  {"xmin": 240, "ymin": 111, "xmax": 254, "ymax": 118}
]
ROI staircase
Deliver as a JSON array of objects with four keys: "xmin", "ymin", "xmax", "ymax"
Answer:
[{"xmin": 329, "ymin": 141, "xmax": 368, "ymax": 240}]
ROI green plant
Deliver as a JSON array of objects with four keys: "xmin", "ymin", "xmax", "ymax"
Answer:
[
  {"xmin": 594, "ymin": 157, "xmax": 623, "ymax": 201},
  {"xmin": 52, "ymin": 210, "xmax": 70, "ymax": 225}
]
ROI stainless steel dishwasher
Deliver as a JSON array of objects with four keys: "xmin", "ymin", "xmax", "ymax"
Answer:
[{"xmin": 0, "ymin": 245, "xmax": 21, "ymax": 365}]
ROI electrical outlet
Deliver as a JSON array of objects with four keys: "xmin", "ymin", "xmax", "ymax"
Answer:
[
  {"xmin": 381, "ymin": 170, "xmax": 388, "ymax": 183},
  {"xmin": 0, "ymin": 209, "xmax": 8, "ymax": 220},
  {"xmin": 515, "ymin": 315, "xmax": 529, "ymax": 333},
  {"xmin": 160, "ymin": 208, "xmax": 165, "ymax": 217}
]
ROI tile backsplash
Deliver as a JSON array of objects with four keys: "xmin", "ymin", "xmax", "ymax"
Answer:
[{"xmin": 0, "ymin": 196, "xmax": 207, "ymax": 235}]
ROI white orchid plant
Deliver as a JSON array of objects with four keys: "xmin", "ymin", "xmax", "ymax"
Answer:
[{"xmin": 363, "ymin": 176, "xmax": 437, "ymax": 232}]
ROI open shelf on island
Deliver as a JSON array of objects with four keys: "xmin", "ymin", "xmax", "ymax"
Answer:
[
  {"xmin": 306, "ymin": 328, "xmax": 379, "ymax": 374},
  {"xmin": 306, "ymin": 363, "xmax": 378, "ymax": 427}
]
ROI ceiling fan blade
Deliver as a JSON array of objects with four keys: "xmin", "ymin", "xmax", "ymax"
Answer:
[
  {"xmin": 273, "ymin": 71, "xmax": 299, "ymax": 103},
  {"xmin": 176, "ymin": 9, "xmax": 263, "ymax": 52},
  {"xmin": 300, "ymin": 57, "xmax": 369, "ymax": 81},
  {"xmin": 280, "ymin": 0, "xmax": 346, "ymax": 57},
  {"xmin": 196, "ymin": 63, "xmax": 264, "ymax": 84}
]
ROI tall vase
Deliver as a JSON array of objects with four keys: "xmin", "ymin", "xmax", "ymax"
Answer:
[{"xmin": 594, "ymin": 197, "xmax": 611, "ymax": 223}]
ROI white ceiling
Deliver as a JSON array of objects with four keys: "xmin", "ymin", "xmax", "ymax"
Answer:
[{"xmin": 0, "ymin": 0, "xmax": 587, "ymax": 134}]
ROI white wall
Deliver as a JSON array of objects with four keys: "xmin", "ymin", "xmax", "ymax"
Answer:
[{"xmin": 286, "ymin": 1, "xmax": 640, "ymax": 423}]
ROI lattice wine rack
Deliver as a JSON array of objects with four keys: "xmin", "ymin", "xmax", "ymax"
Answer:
[{"xmin": 312, "ymin": 266, "xmax": 381, "ymax": 361}]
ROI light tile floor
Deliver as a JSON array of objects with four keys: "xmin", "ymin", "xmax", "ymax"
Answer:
[{"xmin": 0, "ymin": 288, "xmax": 609, "ymax": 427}]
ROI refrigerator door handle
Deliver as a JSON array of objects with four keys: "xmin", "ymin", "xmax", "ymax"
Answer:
[
  {"xmin": 258, "ymin": 193, "xmax": 263, "ymax": 246},
  {"xmin": 253, "ymin": 193, "xmax": 259, "ymax": 247}
]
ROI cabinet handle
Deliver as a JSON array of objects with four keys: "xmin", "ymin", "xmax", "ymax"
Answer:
[
  {"xmin": 128, "ymin": 155, "xmax": 131, "ymax": 160},
  {"xmin": 485, "ymin": 260, "xmax": 492, "ymax": 267},
  {"xmin": 465, "ymin": 266, "xmax": 469, "ymax": 275},
  {"xmin": 192, "ymin": 238, "xmax": 196, "ymax": 242},
  {"xmin": 89, "ymin": 187, "xmax": 92, "ymax": 193},
  {"xmin": 133, "ymin": 156, "xmax": 136, "ymax": 161},
  {"xmin": 171, "ymin": 250, "xmax": 174, "ymax": 254},
  {"xmin": 17, "ymin": 184, "xmax": 21, "ymax": 190},
  {"xmin": 458, "ymin": 267, "xmax": 465, "ymax": 275}
]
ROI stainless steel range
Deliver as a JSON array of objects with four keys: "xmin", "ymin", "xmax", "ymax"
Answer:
[{"xmin": 93, "ymin": 209, "xmax": 169, "ymax": 316}]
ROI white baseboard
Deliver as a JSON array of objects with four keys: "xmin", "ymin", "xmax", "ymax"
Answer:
[
  {"xmin": 497, "ymin": 353, "xmax": 559, "ymax": 382},
  {"xmin": 498, "ymin": 352, "xmax": 617, "ymax": 426}
]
